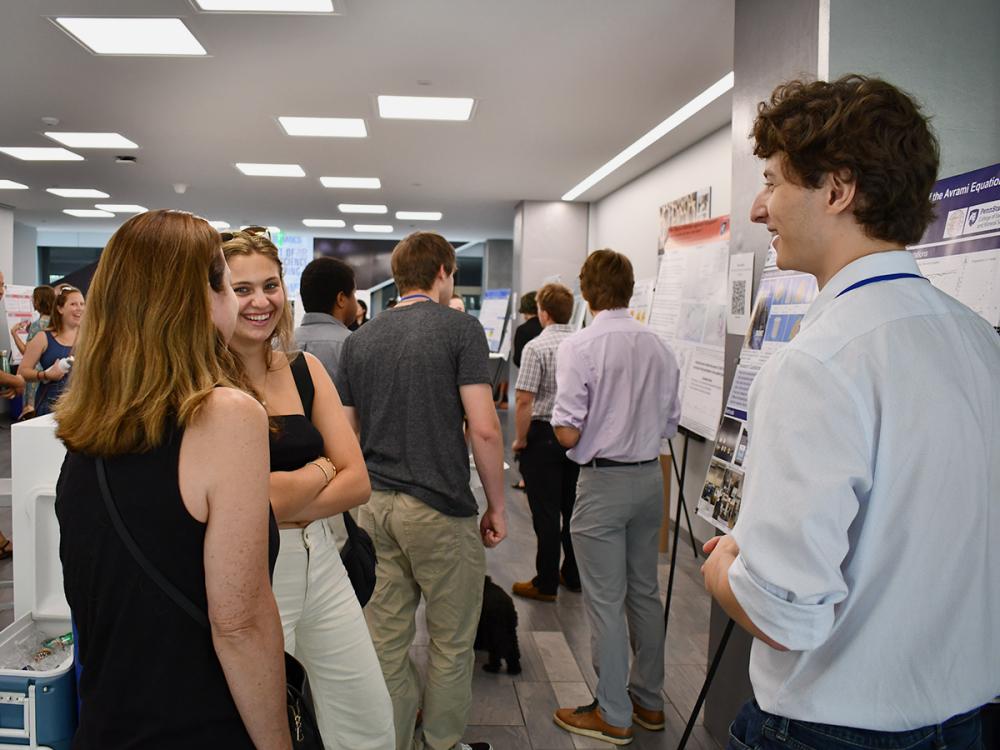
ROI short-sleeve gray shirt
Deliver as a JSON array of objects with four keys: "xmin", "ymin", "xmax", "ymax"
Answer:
[{"xmin": 336, "ymin": 302, "xmax": 491, "ymax": 517}]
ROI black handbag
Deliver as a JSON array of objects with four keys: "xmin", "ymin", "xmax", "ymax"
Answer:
[
  {"xmin": 340, "ymin": 510, "xmax": 376, "ymax": 606},
  {"xmin": 96, "ymin": 458, "xmax": 322, "ymax": 748}
]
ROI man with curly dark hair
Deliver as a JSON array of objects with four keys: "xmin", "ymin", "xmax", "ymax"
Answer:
[{"xmin": 702, "ymin": 75, "xmax": 1000, "ymax": 748}]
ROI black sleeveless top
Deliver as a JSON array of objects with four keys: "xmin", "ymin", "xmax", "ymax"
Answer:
[
  {"xmin": 55, "ymin": 425, "xmax": 279, "ymax": 750},
  {"xmin": 269, "ymin": 355, "xmax": 324, "ymax": 472}
]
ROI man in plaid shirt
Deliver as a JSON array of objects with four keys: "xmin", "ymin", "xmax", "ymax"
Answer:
[{"xmin": 511, "ymin": 283, "xmax": 581, "ymax": 602}]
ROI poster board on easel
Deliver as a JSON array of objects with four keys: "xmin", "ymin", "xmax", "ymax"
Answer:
[{"xmin": 479, "ymin": 288, "xmax": 512, "ymax": 354}]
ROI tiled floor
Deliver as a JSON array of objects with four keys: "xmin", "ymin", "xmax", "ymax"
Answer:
[{"xmin": 0, "ymin": 415, "xmax": 721, "ymax": 749}]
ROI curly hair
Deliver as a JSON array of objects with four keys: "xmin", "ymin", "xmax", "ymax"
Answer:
[{"xmin": 752, "ymin": 75, "xmax": 939, "ymax": 246}]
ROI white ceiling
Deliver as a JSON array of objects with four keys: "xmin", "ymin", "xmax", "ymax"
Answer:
[{"xmin": 0, "ymin": 0, "xmax": 734, "ymax": 242}]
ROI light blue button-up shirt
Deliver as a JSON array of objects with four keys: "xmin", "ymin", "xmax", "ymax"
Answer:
[
  {"xmin": 552, "ymin": 308, "xmax": 681, "ymax": 464},
  {"xmin": 294, "ymin": 312, "xmax": 350, "ymax": 381},
  {"xmin": 730, "ymin": 251, "xmax": 1000, "ymax": 729}
]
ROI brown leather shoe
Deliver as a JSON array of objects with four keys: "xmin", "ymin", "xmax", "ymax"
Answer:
[
  {"xmin": 553, "ymin": 701, "xmax": 633, "ymax": 745},
  {"xmin": 511, "ymin": 580, "xmax": 556, "ymax": 602},
  {"xmin": 630, "ymin": 694, "xmax": 665, "ymax": 731}
]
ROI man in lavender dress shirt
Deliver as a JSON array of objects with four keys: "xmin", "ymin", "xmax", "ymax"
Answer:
[{"xmin": 551, "ymin": 249, "xmax": 681, "ymax": 746}]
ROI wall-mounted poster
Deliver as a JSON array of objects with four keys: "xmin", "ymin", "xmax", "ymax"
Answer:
[
  {"xmin": 908, "ymin": 162, "xmax": 1000, "ymax": 328},
  {"xmin": 657, "ymin": 187, "xmax": 712, "ymax": 254},
  {"xmin": 648, "ymin": 216, "xmax": 730, "ymax": 441},
  {"xmin": 696, "ymin": 242, "xmax": 818, "ymax": 533},
  {"xmin": 4, "ymin": 284, "xmax": 35, "ymax": 366}
]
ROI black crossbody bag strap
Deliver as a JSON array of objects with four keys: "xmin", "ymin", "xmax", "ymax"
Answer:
[{"xmin": 96, "ymin": 456, "xmax": 210, "ymax": 630}]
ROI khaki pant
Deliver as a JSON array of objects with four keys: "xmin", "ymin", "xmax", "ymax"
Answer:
[{"xmin": 360, "ymin": 491, "xmax": 486, "ymax": 750}]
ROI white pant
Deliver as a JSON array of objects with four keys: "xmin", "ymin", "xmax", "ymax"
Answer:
[{"xmin": 274, "ymin": 520, "xmax": 394, "ymax": 750}]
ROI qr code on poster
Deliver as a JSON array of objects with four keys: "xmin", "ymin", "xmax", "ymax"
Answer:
[{"xmin": 731, "ymin": 280, "xmax": 747, "ymax": 315}]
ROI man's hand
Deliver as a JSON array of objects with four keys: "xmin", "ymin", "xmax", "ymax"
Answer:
[
  {"xmin": 511, "ymin": 437, "xmax": 527, "ymax": 453},
  {"xmin": 480, "ymin": 507, "xmax": 507, "ymax": 548},
  {"xmin": 701, "ymin": 534, "xmax": 740, "ymax": 591}
]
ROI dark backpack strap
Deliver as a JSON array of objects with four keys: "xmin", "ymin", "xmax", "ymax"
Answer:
[
  {"xmin": 96, "ymin": 457, "xmax": 210, "ymax": 630},
  {"xmin": 289, "ymin": 354, "xmax": 315, "ymax": 421}
]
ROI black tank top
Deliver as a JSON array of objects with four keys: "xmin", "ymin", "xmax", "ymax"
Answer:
[
  {"xmin": 269, "ymin": 354, "xmax": 324, "ymax": 472},
  {"xmin": 55, "ymin": 425, "xmax": 279, "ymax": 750}
]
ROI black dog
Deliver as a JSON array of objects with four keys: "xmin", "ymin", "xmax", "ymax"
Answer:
[{"xmin": 474, "ymin": 576, "xmax": 521, "ymax": 674}]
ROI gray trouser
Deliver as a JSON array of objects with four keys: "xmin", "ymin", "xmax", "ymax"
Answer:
[{"xmin": 571, "ymin": 462, "xmax": 665, "ymax": 728}]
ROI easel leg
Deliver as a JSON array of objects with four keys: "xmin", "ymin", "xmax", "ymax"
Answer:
[
  {"xmin": 676, "ymin": 618, "xmax": 736, "ymax": 750},
  {"xmin": 667, "ymin": 433, "xmax": 700, "ymax": 558},
  {"xmin": 663, "ymin": 433, "xmax": 690, "ymax": 641}
]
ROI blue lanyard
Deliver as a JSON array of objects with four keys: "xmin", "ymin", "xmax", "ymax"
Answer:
[
  {"xmin": 397, "ymin": 293, "xmax": 434, "ymax": 303},
  {"xmin": 835, "ymin": 273, "xmax": 926, "ymax": 298}
]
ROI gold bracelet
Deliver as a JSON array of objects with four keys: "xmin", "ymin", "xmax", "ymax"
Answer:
[{"xmin": 308, "ymin": 460, "xmax": 333, "ymax": 486}]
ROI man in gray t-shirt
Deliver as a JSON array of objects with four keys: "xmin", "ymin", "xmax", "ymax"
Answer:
[{"xmin": 338, "ymin": 231, "xmax": 506, "ymax": 750}]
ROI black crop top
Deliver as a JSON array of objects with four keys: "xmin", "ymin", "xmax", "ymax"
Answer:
[{"xmin": 268, "ymin": 355, "xmax": 324, "ymax": 472}]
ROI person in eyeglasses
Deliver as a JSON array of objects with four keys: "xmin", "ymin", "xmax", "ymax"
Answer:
[{"xmin": 18, "ymin": 283, "xmax": 84, "ymax": 416}]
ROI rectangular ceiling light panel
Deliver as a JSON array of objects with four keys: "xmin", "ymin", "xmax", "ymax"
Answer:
[
  {"xmin": 64, "ymin": 209, "xmax": 115, "ymax": 218},
  {"xmin": 236, "ymin": 163, "xmax": 305, "ymax": 177},
  {"xmin": 279, "ymin": 117, "xmax": 366, "ymax": 137},
  {"xmin": 54, "ymin": 18, "xmax": 207, "ymax": 56},
  {"xmin": 208, "ymin": 220, "xmax": 230, "ymax": 229},
  {"xmin": 303, "ymin": 219, "xmax": 346, "ymax": 228},
  {"xmin": 95, "ymin": 204, "xmax": 147, "ymax": 213},
  {"xmin": 353, "ymin": 225, "xmax": 393, "ymax": 233},
  {"xmin": 0, "ymin": 181, "xmax": 29, "ymax": 190},
  {"xmin": 0, "ymin": 147, "xmax": 83, "ymax": 161},
  {"xmin": 44, "ymin": 132, "xmax": 138, "ymax": 149},
  {"xmin": 320, "ymin": 177, "xmax": 381, "ymax": 189},
  {"xmin": 46, "ymin": 188, "xmax": 109, "ymax": 198},
  {"xmin": 194, "ymin": 1, "xmax": 334, "ymax": 11},
  {"xmin": 377, "ymin": 95, "xmax": 474, "ymax": 121},
  {"xmin": 338, "ymin": 204, "xmax": 387, "ymax": 214},
  {"xmin": 396, "ymin": 211, "xmax": 442, "ymax": 221}
]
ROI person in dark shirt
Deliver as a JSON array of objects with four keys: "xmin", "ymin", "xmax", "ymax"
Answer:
[{"xmin": 512, "ymin": 291, "xmax": 542, "ymax": 368}]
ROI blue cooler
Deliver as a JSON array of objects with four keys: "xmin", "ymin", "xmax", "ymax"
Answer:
[{"xmin": 5, "ymin": 415, "xmax": 76, "ymax": 748}]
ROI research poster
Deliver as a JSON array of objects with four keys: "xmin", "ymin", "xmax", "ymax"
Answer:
[
  {"xmin": 696, "ymin": 244, "xmax": 818, "ymax": 532},
  {"xmin": 4, "ymin": 284, "xmax": 36, "ymax": 366},
  {"xmin": 479, "ymin": 288, "xmax": 512, "ymax": 353},
  {"xmin": 908, "ymin": 162, "xmax": 1000, "ymax": 328},
  {"xmin": 657, "ymin": 187, "xmax": 712, "ymax": 254},
  {"xmin": 277, "ymin": 233, "xmax": 313, "ymax": 300},
  {"xmin": 649, "ymin": 216, "xmax": 730, "ymax": 441},
  {"xmin": 627, "ymin": 277, "xmax": 656, "ymax": 324}
]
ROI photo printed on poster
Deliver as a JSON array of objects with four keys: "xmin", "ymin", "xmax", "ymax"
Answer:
[{"xmin": 657, "ymin": 187, "xmax": 712, "ymax": 255}]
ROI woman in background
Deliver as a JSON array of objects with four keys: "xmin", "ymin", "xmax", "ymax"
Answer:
[
  {"xmin": 18, "ymin": 284, "xmax": 84, "ymax": 416},
  {"xmin": 223, "ymin": 228, "xmax": 393, "ymax": 750},
  {"xmin": 11, "ymin": 284, "xmax": 55, "ymax": 419},
  {"xmin": 55, "ymin": 210, "xmax": 290, "ymax": 749},
  {"xmin": 349, "ymin": 298, "xmax": 368, "ymax": 331}
]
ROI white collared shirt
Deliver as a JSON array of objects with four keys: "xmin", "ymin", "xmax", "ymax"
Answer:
[{"xmin": 729, "ymin": 250, "xmax": 1000, "ymax": 730}]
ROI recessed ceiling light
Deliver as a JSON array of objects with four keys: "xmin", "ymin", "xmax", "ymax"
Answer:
[
  {"xmin": 46, "ymin": 188, "xmax": 110, "ymax": 198},
  {"xmin": 562, "ymin": 71, "xmax": 735, "ymax": 201},
  {"xmin": 95, "ymin": 204, "xmax": 147, "ymax": 213},
  {"xmin": 279, "ymin": 117, "xmax": 367, "ymax": 138},
  {"xmin": 53, "ymin": 18, "xmax": 207, "ymax": 56},
  {"xmin": 303, "ymin": 219, "xmax": 346, "ymax": 228},
  {"xmin": 338, "ymin": 204, "xmax": 387, "ymax": 214},
  {"xmin": 395, "ymin": 211, "xmax": 442, "ymax": 221},
  {"xmin": 63, "ymin": 209, "xmax": 115, "ymax": 218},
  {"xmin": 208, "ymin": 220, "xmax": 230, "ymax": 229},
  {"xmin": 267, "ymin": 226, "xmax": 281, "ymax": 234},
  {"xmin": 236, "ymin": 163, "xmax": 305, "ymax": 177},
  {"xmin": 0, "ymin": 180, "xmax": 28, "ymax": 190},
  {"xmin": 0, "ymin": 147, "xmax": 83, "ymax": 161},
  {"xmin": 353, "ymin": 224, "xmax": 393, "ymax": 233},
  {"xmin": 377, "ymin": 95, "xmax": 474, "ymax": 121},
  {"xmin": 44, "ymin": 132, "xmax": 138, "ymax": 149},
  {"xmin": 320, "ymin": 177, "xmax": 381, "ymax": 189},
  {"xmin": 193, "ymin": 0, "xmax": 334, "ymax": 11}
]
